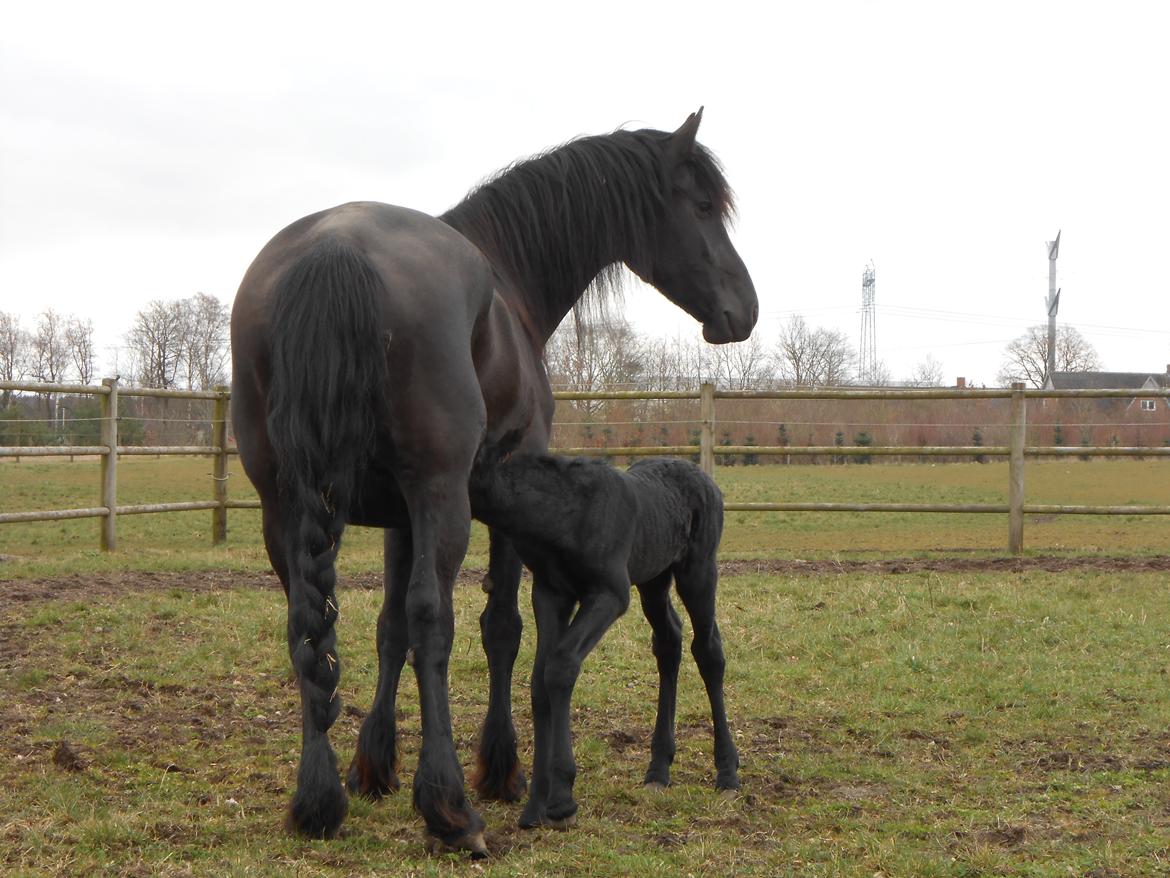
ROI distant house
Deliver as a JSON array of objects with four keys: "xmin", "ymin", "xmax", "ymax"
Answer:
[
  {"xmin": 1045, "ymin": 367, "xmax": 1170, "ymax": 448},
  {"xmin": 1051, "ymin": 366, "xmax": 1170, "ymax": 413}
]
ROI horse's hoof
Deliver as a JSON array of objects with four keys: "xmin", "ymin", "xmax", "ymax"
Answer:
[
  {"xmin": 718, "ymin": 787, "xmax": 740, "ymax": 801},
  {"xmin": 643, "ymin": 781, "xmax": 669, "ymax": 792},
  {"xmin": 544, "ymin": 813, "xmax": 577, "ymax": 830},
  {"xmin": 518, "ymin": 807, "xmax": 543, "ymax": 830},
  {"xmin": 425, "ymin": 830, "xmax": 489, "ymax": 858},
  {"xmin": 473, "ymin": 766, "xmax": 527, "ymax": 803},
  {"xmin": 345, "ymin": 766, "xmax": 400, "ymax": 800}
]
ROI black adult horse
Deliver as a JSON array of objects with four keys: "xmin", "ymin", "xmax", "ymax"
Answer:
[{"xmin": 230, "ymin": 110, "xmax": 756, "ymax": 852}]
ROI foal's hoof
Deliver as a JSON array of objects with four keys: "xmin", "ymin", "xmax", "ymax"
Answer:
[
  {"xmin": 425, "ymin": 830, "xmax": 489, "ymax": 859},
  {"xmin": 643, "ymin": 781, "xmax": 670, "ymax": 792},
  {"xmin": 715, "ymin": 772, "xmax": 742, "ymax": 795}
]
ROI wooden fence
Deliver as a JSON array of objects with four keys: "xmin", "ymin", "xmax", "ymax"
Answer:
[{"xmin": 3, "ymin": 379, "xmax": 1169, "ymax": 554}]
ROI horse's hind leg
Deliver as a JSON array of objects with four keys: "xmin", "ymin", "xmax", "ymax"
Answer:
[
  {"xmin": 399, "ymin": 469, "xmax": 485, "ymax": 853},
  {"xmin": 473, "ymin": 530, "xmax": 527, "ymax": 801},
  {"xmin": 635, "ymin": 571, "xmax": 683, "ymax": 788},
  {"xmin": 675, "ymin": 558, "xmax": 740, "ymax": 791},
  {"xmin": 348, "ymin": 527, "xmax": 411, "ymax": 798}
]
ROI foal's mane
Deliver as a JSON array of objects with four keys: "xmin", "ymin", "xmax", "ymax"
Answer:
[{"xmin": 440, "ymin": 127, "xmax": 734, "ymax": 323}]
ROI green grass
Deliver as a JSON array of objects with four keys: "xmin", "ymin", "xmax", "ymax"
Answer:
[
  {"xmin": 2, "ymin": 457, "xmax": 1168, "ymax": 579},
  {"xmin": 2, "ymin": 569, "xmax": 1169, "ymax": 875}
]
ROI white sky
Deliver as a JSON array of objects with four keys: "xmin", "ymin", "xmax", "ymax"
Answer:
[{"xmin": 2, "ymin": 1, "xmax": 1168, "ymax": 387}]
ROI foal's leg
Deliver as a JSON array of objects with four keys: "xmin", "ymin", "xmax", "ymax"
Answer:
[
  {"xmin": 348, "ymin": 528, "xmax": 411, "ymax": 798},
  {"xmin": 635, "ymin": 571, "xmax": 683, "ymax": 788},
  {"xmin": 519, "ymin": 577, "xmax": 574, "ymax": 829},
  {"xmin": 675, "ymin": 558, "xmax": 740, "ymax": 791},
  {"xmin": 473, "ymin": 529, "xmax": 526, "ymax": 801},
  {"xmin": 539, "ymin": 574, "xmax": 631, "ymax": 825}
]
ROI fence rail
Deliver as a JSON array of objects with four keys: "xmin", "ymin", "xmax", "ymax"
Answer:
[{"xmin": 3, "ymin": 379, "xmax": 1169, "ymax": 553}]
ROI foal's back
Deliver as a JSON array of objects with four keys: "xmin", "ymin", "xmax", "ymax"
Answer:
[{"xmin": 623, "ymin": 458, "xmax": 723, "ymax": 585}]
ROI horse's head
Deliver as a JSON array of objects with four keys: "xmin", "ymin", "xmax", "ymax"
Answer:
[{"xmin": 629, "ymin": 109, "xmax": 758, "ymax": 344}]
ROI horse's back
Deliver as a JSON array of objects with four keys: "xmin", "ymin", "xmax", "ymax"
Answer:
[
  {"xmin": 235, "ymin": 201, "xmax": 493, "ymax": 335},
  {"xmin": 231, "ymin": 201, "xmax": 497, "ymax": 523}
]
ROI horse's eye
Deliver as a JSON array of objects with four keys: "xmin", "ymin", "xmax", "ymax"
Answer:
[{"xmin": 696, "ymin": 200, "xmax": 714, "ymax": 216}]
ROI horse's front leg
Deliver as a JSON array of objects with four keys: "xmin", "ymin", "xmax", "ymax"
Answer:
[
  {"xmin": 473, "ymin": 529, "xmax": 526, "ymax": 801},
  {"xmin": 402, "ymin": 472, "xmax": 485, "ymax": 855},
  {"xmin": 348, "ymin": 527, "xmax": 411, "ymax": 798}
]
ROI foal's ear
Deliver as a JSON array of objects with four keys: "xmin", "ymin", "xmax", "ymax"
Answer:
[{"xmin": 669, "ymin": 107, "xmax": 704, "ymax": 158}]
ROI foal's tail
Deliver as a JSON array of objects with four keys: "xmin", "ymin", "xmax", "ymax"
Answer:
[{"xmin": 266, "ymin": 236, "xmax": 389, "ymax": 834}]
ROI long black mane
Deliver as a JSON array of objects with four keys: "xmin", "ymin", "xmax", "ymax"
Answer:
[{"xmin": 441, "ymin": 128, "xmax": 735, "ymax": 327}]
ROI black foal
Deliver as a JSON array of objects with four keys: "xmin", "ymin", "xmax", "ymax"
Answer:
[{"xmin": 469, "ymin": 452, "xmax": 740, "ymax": 828}]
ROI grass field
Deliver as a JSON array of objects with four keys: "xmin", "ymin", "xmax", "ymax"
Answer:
[
  {"xmin": 1, "ymin": 457, "xmax": 1169, "ymax": 875},
  {"xmin": 1, "ymin": 457, "xmax": 1168, "ymax": 579},
  {"xmin": 2, "ymin": 568, "xmax": 1169, "ymax": 876}
]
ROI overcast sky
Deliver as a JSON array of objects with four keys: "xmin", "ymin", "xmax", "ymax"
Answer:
[{"xmin": 2, "ymin": 1, "xmax": 1168, "ymax": 387}]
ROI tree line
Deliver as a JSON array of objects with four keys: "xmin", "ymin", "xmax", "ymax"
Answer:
[
  {"xmin": 1, "ymin": 293, "xmax": 230, "ymax": 399},
  {"xmin": 1, "ymin": 295, "xmax": 230, "ymax": 446},
  {"xmin": 2, "ymin": 298, "xmax": 1103, "ymax": 403},
  {"xmin": 545, "ymin": 312, "xmax": 1102, "ymax": 401}
]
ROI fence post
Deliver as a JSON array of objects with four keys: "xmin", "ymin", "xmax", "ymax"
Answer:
[
  {"xmin": 212, "ymin": 386, "xmax": 229, "ymax": 545},
  {"xmin": 700, "ymin": 382, "xmax": 715, "ymax": 476},
  {"xmin": 1008, "ymin": 382, "xmax": 1027, "ymax": 554},
  {"xmin": 100, "ymin": 378, "xmax": 119, "ymax": 551}
]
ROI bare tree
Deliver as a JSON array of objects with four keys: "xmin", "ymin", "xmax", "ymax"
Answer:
[
  {"xmin": 180, "ymin": 293, "xmax": 230, "ymax": 390},
  {"xmin": 997, "ymin": 324, "xmax": 1101, "ymax": 388},
  {"xmin": 0, "ymin": 311, "xmax": 31, "ymax": 407},
  {"xmin": 30, "ymin": 309, "xmax": 71, "ymax": 420},
  {"xmin": 773, "ymin": 315, "xmax": 855, "ymax": 386},
  {"xmin": 640, "ymin": 335, "xmax": 712, "ymax": 391},
  {"xmin": 905, "ymin": 354, "xmax": 945, "ymax": 387},
  {"xmin": 127, "ymin": 300, "xmax": 185, "ymax": 389},
  {"xmin": 706, "ymin": 334, "xmax": 773, "ymax": 390},
  {"xmin": 65, "ymin": 317, "xmax": 96, "ymax": 386},
  {"xmin": 546, "ymin": 317, "xmax": 646, "ymax": 416}
]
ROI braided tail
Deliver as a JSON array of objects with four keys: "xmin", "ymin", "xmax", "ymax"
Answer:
[{"xmin": 267, "ymin": 236, "xmax": 389, "ymax": 837}]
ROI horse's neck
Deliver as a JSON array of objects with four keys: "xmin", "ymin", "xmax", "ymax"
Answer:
[
  {"xmin": 444, "ymin": 197, "xmax": 632, "ymax": 343},
  {"xmin": 497, "ymin": 252, "xmax": 614, "ymax": 344}
]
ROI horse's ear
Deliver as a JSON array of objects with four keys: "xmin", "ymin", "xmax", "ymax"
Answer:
[{"xmin": 669, "ymin": 107, "xmax": 704, "ymax": 158}]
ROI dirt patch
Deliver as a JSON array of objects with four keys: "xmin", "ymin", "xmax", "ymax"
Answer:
[
  {"xmin": 720, "ymin": 555, "xmax": 1170, "ymax": 578},
  {"xmin": 4, "ymin": 555, "xmax": 1167, "ymax": 605},
  {"xmin": 602, "ymin": 729, "xmax": 643, "ymax": 752}
]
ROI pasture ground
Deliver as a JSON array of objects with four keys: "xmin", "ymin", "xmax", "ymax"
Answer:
[
  {"xmin": 2, "ymin": 562, "xmax": 1169, "ymax": 877},
  {"xmin": 1, "ymin": 459, "xmax": 1169, "ymax": 875}
]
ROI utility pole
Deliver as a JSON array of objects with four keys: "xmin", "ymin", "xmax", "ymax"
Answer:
[
  {"xmin": 1044, "ymin": 231, "xmax": 1060, "ymax": 389},
  {"xmin": 858, "ymin": 262, "xmax": 876, "ymax": 384}
]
